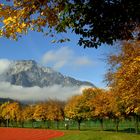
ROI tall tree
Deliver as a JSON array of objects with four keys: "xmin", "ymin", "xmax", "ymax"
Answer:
[
  {"xmin": 0, "ymin": 102, "xmax": 12, "ymax": 127},
  {"xmin": 65, "ymin": 94, "xmax": 89, "ymax": 130},
  {"xmin": 0, "ymin": 101, "xmax": 21, "ymax": 127},
  {"xmin": 106, "ymin": 40, "xmax": 140, "ymax": 133},
  {"xmin": 33, "ymin": 103, "xmax": 47, "ymax": 128},
  {"xmin": 6, "ymin": 102, "xmax": 21, "ymax": 126},
  {"xmin": 88, "ymin": 89, "xmax": 106, "ymax": 130},
  {"xmin": 22, "ymin": 105, "xmax": 35, "ymax": 127},
  {"xmin": 45, "ymin": 99, "xmax": 64, "ymax": 129}
]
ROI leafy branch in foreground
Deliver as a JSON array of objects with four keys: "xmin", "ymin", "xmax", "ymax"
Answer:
[{"xmin": 1, "ymin": 0, "xmax": 140, "ymax": 48}]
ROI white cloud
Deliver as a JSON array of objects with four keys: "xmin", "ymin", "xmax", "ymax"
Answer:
[
  {"xmin": 42, "ymin": 47, "xmax": 73, "ymax": 69},
  {"xmin": 74, "ymin": 57, "xmax": 92, "ymax": 66},
  {"xmin": 0, "ymin": 82, "xmax": 91, "ymax": 102},
  {"xmin": 41, "ymin": 47, "xmax": 93, "ymax": 70},
  {"xmin": 0, "ymin": 59, "xmax": 11, "ymax": 74}
]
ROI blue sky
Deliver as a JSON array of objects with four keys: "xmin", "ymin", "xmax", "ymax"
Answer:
[{"xmin": 0, "ymin": 30, "xmax": 115, "ymax": 88}]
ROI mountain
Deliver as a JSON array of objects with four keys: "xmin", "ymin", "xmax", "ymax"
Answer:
[
  {"xmin": 0, "ymin": 98, "xmax": 14, "ymax": 105},
  {"xmin": 0, "ymin": 60, "xmax": 94, "ymax": 87}
]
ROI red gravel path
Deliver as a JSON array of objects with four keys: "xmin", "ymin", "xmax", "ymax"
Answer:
[{"xmin": 0, "ymin": 128, "xmax": 64, "ymax": 140}]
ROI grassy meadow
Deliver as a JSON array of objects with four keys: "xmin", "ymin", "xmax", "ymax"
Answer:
[{"xmin": 53, "ymin": 130, "xmax": 140, "ymax": 140}]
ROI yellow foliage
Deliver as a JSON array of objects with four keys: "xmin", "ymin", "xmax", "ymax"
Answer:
[
  {"xmin": 0, "ymin": 102, "xmax": 21, "ymax": 121},
  {"xmin": 0, "ymin": 0, "xmax": 64, "ymax": 39},
  {"xmin": 33, "ymin": 103, "xmax": 47, "ymax": 121},
  {"xmin": 65, "ymin": 94, "xmax": 91, "ymax": 121},
  {"xmin": 88, "ymin": 90, "xmax": 120, "ymax": 119},
  {"xmin": 22, "ymin": 105, "xmax": 35, "ymax": 121},
  {"xmin": 45, "ymin": 100, "xmax": 64, "ymax": 121},
  {"xmin": 106, "ymin": 40, "xmax": 140, "ymax": 116}
]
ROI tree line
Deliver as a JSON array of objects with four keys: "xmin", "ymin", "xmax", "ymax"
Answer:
[
  {"xmin": 0, "ymin": 87, "xmax": 139, "ymax": 133},
  {"xmin": 0, "ymin": 99, "xmax": 65, "ymax": 129}
]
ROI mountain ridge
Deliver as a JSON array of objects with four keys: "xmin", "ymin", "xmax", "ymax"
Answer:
[{"xmin": 0, "ymin": 60, "xmax": 95, "ymax": 88}]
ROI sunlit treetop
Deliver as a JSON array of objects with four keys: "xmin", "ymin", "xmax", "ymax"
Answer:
[{"xmin": 0, "ymin": 0, "xmax": 67, "ymax": 40}]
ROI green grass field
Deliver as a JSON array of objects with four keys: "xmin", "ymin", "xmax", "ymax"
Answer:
[{"xmin": 53, "ymin": 130, "xmax": 140, "ymax": 140}]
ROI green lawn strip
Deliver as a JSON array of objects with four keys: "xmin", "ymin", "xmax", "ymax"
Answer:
[{"xmin": 53, "ymin": 130, "xmax": 140, "ymax": 140}]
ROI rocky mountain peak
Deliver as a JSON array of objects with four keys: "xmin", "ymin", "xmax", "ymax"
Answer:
[{"xmin": 0, "ymin": 60, "xmax": 95, "ymax": 88}]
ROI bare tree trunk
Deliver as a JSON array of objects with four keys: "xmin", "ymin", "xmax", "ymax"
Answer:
[
  {"xmin": 43, "ymin": 120, "xmax": 46, "ymax": 128},
  {"xmin": 135, "ymin": 115, "xmax": 139, "ymax": 134},
  {"xmin": 21, "ymin": 121, "xmax": 24, "ymax": 128},
  {"xmin": 47, "ymin": 120, "xmax": 50, "ymax": 129},
  {"xmin": 7, "ymin": 119, "xmax": 9, "ymax": 127},
  {"xmin": 56, "ymin": 120, "xmax": 59, "ymax": 129},
  {"xmin": 115, "ymin": 118, "xmax": 119, "ymax": 132},
  {"xmin": 100, "ymin": 118, "xmax": 103, "ymax": 131},
  {"xmin": 77, "ymin": 120, "xmax": 81, "ymax": 130},
  {"xmin": 31, "ymin": 120, "xmax": 34, "ymax": 128}
]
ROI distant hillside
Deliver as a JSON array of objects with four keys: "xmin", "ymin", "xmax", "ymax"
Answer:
[{"xmin": 0, "ymin": 98, "xmax": 14, "ymax": 104}]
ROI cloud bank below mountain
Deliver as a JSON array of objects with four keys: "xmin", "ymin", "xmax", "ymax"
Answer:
[{"xmin": 0, "ymin": 82, "xmax": 90, "ymax": 102}]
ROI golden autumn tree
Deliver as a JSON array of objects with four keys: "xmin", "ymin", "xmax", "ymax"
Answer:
[
  {"xmin": 22, "ymin": 104, "xmax": 35, "ymax": 127},
  {"xmin": 64, "ymin": 88, "xmax": 102, "ymax": 130},
  {"xmin": 0, "ymin": 104, "xmax": 5, "ymax": 126},
  {"xmin": 6, "ymin": 102, "xmax": 21, "ymax": 126},
  {"xmin": 81, "ymin": 88, "xmax": 98, "ymax": 118},
  {"xmin": 105, "ymin": 91, "xmax": 121, "ymax": 132},
  {"xmin": 89, "ymin": 89, "xmax": 121, "ymax": 131},
  {"xmin": 45, "ymin": 99, "xmax": 64, "ymax": 129},
  {"xmin": 0, "ymin": 101, "xmax": 12, "ymax": 127},
  {"xmin": 106, "ymin": 40, "xmax": 140, "ymax": 133},
  {"xmin": 88, "ymin": 89, "xmax": 107, "ymax": 130},
  {"xmin": 0, "ymin": 101, "xmax": 21, "ymax": 127},
  {"xmin": 65, "ymin": 94, "xmax": 89, "ymax": 130},
  {"xmin": 33, "ymin": 103, "xmax": 47, "ymax": 128}
]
